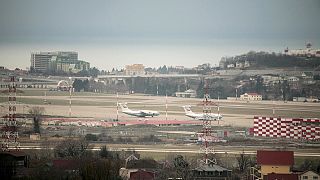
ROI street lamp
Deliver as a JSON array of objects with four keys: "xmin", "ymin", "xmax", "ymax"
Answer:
[
  {"xmin": 0, "ymin": 105, "xmax": 5, "ymax": 117},
  {"xmin": 23, "ymin": 105, "xmax": 30, "ymax": 117},
  {"xmin": 23, "ymin": 105, "xmax": 30, "ymax": 126}
]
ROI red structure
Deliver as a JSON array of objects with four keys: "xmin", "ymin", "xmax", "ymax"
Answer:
[
  {"xmin": 1, "ymin": 76, "xmax": 19, "ymax": 151},
  {"xmin": 257, "ymin": 150, "xmax": 294, "ymax": 166},
  {"xmin": 254, "ymin": 116, "xmax": 320, "ymax": 141},
  {"xmin": 129, "ymin": 169, "xmax": 155, "ymax": 180},
  {"xmin": 266, "ymin": 173, "xmax": 298, "ymax": 180},
  {"xmin": 198, "ymin": 80, "xmax": 216, "ymax": 165}
]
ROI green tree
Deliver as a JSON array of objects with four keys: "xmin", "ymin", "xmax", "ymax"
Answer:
[
  {"xmin": 73, "ymin": 79, "xmax": 84, "ymax": 92},
  {"xmin": 196, "ymin": 80, "xmax": 204, "ymax": 98}
]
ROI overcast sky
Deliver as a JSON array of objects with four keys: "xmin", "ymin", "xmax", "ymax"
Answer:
[{"xmin": 0, "ymin": 0, "xmax": 319, "ymax": 69}]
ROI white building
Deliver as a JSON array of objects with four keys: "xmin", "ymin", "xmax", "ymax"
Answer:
[
  {"xmin": 299, "ymin": 171, "xmax": 320, "ymax": 180},
  {"xmin": 240, "ymin": 93, "xmax": 262, "ymax": 101},
  {"xmin": 175, "ymin": 89, "xmax": 197, "ymax": 98},
  {"xmin": 284, "ymin": 43, "xmax": 320, "ymax": 57},
  {"xmin": 227, "ymin": 64, "xmax": 235, "ymax": 68},
  {"xmin": 125, "ymin": 64, "xmax": 145, "ymax": 76}
]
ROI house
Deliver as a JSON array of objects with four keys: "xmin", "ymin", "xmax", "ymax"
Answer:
[
  {"xmin": 244, "ymin": 60, "xmax": 250, "ymax": 68},
  {"xmin": 257, "ymin": 150, "xmax": 294, "ymax": 179},
  {"xmin": 52, "ymin": 159, "xmax": 81, "ymax": 173},
  {"xmin": 287, "ymin": 76, "xmax": 300, "ymax": 82},
  {"xmin": 236, "ymin": 61, "xmax": 244, "ymax": 68},
  {"xmin": 30, "ymin": 133, "xmax": 41, "ymax": 140},
  {"xmin": 192, "ymin": 163, "xmax": 232, "ymax": 179},
  {"xmin": 175, "ymin": 89, "xmax": 196, "ymax": 98},
  {"xmin": 266, "ymin": 173, "xmax": 298, "ymax": 180},
  {"xmin": 240, "ymin": 93, "xmax": 262, "ymax": 101},
  {"xmin": 301, "ymin": 72, "xmax": 313, "ymax": 79},
  {"xmin": 261, "ymin": 75, "xmax": 282, "ymax": 85},
  {"xmin": 0, "ymin": 151, "xmax": 29, "ymax": 179},
  {"xmin": 129, "ymin": 169, "xmax": 155, "ymax": 180},
  {"xmin": 119, "ymin": 157, "xmax": 159, "ymax": 180},
  {"xmin": 299, "ymin": 170, "xmax": 320, "ymax": 180},
  {"xmin": 227, "ymin": 64, "xmax": 235, "ymax": 68}
]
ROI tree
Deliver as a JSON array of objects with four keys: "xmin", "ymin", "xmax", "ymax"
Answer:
[
  {"xmin": 173, "ymin": 155, "xmax": 190, "ymax": 179},
  {"xmin": 99, "ymin": 146, "xmax": 111, "ymax": 159},
  {"xmin": 85, "ymin": 134, "xmax": 98, "ymax": 141},
  {"xmin": 196, "ymin": 80, "xmax": 204, "ymax": 98},
  {"xmin": 73, "ymin": 79, "xmax": 84, "ymax": 92},
  {"xmin": 237, "ymin": 153, "xmax": 250, "ymax": 172},
  {"xmin": 89, "ymin": 67, "xmax": 100, "ymax": 77},
  {"xmin": 28, "ymin": 106, "xmax": 45, "ymax": 134},
  {"xmin": 54, "ymin": 138, "xmax": 89, "ymax": 158}
]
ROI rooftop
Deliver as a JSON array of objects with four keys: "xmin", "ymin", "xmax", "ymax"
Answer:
[
  {"xmin": 193, "ymin": 163, "xmax": 230, "ymax": 172},
  {"xmin": 257, "ymin": 150, "xmax": 294, "ymax": 166}
]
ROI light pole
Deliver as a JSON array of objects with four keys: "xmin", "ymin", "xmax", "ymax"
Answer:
[
  {"xmin": 23, "ymin": 105, "xmax": 30, "ymax": 117},
  {"xmin": 23, "ymin": 105, "xmax": 30, "ymax": 126},
  {"xmin": 0, "ymin": 105, "xmax": 5, "ymax": 117},
  {"xmin": 236, "ymin": 88, "xmax": 238, "ymax": 100},
  {"xmin": 116, "ymin": 92, "xmax": 119, "ymax": 121}
]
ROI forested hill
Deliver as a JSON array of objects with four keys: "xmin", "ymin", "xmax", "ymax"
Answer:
[{"xmin": 221, "ymin": 51, "xmax": 320, "ymax": 69}]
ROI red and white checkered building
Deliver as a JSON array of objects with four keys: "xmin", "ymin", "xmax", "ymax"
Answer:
[{"xmin": 254, "ymin": 116, "xmax": 320, "ymax": 141}]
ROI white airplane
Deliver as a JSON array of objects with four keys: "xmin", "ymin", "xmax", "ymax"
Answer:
[
  {"xmin": 182, "ymin": 105, "xmax": 222, "ymax": 120},
  {"xmin": 118, "ymin": 103, "xmax": 160, "ymax": 117}
]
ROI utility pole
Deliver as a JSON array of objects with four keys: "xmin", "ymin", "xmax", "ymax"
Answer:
[
  {"xmin": 165, "ymin": 94, "xmax": 168, "ymax": 120},
  {"xmin": 236, "ymin": 88, "xmax": 238, "ymax": 100},
  {"xmin": 272, "ymin": 100, "xmax": 275, "ymax": 117},
  {"xmin": 69, "ymin": 87, "xmax": 72, "ymax": 117},
  {"xmin": 116, "ymin": 92, "xmax": 119, "ymax": 121}
]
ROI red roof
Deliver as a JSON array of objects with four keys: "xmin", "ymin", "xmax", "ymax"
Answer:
[
  {"xmin": 53, "ymin": 159, "xmax": 80, "ymax": 170},
  {"xmin": 130, "ymin": 170, "xmax": 155, "ymax": 180},
  {"xmin": 266, "ymin": 173, "xmax": 298, "ymax": 180},
  {"xmin": 257, "ymin": 150, "xmax": 294, "ymax": 166}
]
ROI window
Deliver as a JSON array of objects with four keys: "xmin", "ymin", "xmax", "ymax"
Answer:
[
  {"xmin": 303, "ymin": 176, "xmax": 308, "ymax": 179},
  {"xmin": 313, "ymin": 176, "xmax": 319, "ymax": 179}
]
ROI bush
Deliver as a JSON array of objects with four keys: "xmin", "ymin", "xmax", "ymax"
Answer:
[{"xmin": 85, "ymin": 134, "xmax": 98, "ymax": 141}]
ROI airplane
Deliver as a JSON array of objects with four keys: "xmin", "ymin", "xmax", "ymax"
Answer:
[
  {"xmin": 182, "ymin": 105, "xmax": 222, "ymax": 120},
  {"xmin": 118, "ymin": 103, "xmax": 160, "ymax": 117}
]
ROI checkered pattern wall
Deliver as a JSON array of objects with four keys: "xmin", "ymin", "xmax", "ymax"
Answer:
[{"xmin": 254, "ymin": 116, "xmax": 320, "ymax": 141}]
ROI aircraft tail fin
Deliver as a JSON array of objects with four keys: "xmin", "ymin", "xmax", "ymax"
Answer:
[
  {"xmin": 182, "ymin": 105, "xmax": 193, "ymax": 114},
  {"xmin": 118, "ymin": 103, "xmax": 129, "ymax": 111}
]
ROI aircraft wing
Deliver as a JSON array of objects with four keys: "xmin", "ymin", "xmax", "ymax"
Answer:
[
  {"xmin": 139, "ymin": 110, "xmax": 149, "ymax": 116},
  {"xmin": 140, "ymin": 110, "xmax": 159, "ymax": 117}
]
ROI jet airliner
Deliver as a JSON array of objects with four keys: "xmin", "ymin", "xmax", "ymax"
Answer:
[
  {"xmin": 182, "ymin": 105, "xmax": 222, "ymax": 120},
  {"xmin": 118, "ymin": 103, "xmax": 160, "ymax": 117}
]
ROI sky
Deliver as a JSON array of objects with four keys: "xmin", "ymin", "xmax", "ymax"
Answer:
[{"xmin": 0, "ymin": 0, "xmax": 319, "ymax": 70}]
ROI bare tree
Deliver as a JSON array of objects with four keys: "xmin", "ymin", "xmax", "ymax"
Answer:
[
  {"xmin": 54, "ymin": 138, "xmax": 89, "ymax": 158},
  {"xmin": 28, "ymin": 106, "xmax": 45, "ymax": 134}
]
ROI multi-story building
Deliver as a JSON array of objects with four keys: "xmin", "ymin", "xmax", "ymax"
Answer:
[
  {"xmin": 31, "ymin": 52, "xmax": 56, "ymax": 72},
  {"xmin": 30, "ymin": 51, "xmax": 89, "ymax": 74},
  {"xmin": 254, "ymin": 150, "xmax": 298, "ymax": 180},
  {"xmin": 125, "ymin": 64, "xmax": 145, "ymax": 76}
]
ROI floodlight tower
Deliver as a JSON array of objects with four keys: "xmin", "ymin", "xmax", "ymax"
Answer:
[
  {"xmin": 1, "ymin": 76, "xmax": 19, "ymax": 151},
  {"xmin": 198, "ymin": 79, "xmax": 216, "ymax": 165}
]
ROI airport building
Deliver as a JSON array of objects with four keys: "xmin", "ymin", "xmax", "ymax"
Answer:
[
  {"xmin": 30, "ymin": 51, "xmax": 90, "ymax": 74},
  {"xmin": 284, "ymin": 42, "xmax": 320, "ymax": 57},
  {"xmin": 253, "ymin": 116, "xmax": 320, "ymax": 141},
  {"xmin": 125, "ymin": 64, "xmax": 145, "ymax": 76},
  {"xmin": 240, "ymin": 93, "xmax": 262, "ymax": 101}
]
